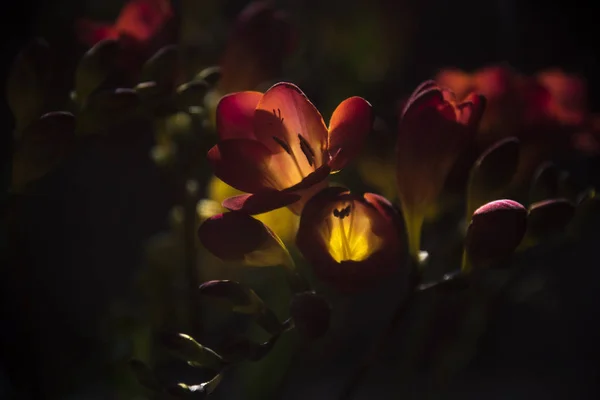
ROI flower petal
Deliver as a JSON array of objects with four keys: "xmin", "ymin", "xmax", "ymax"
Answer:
[
  {"xmin": 207, "ymin": 139, "xmax": 275, "ymax": 193},
  {"xmin": 254, "ymin": 82, "xmax": 328, "ymax": 170},
  {"xmin": 222, "ymin": 192, "xmax": 301, "ymax": 215},
  {"xmin": 198, "ymin": 212, "xmax": 271, "ymax": 260},
  {"xmin": 327, "ymin": 97, "xmax": 373, "ymax": 172},
  {"xmin": 216, "ymin": 91, "xmax": 263, "ymax": 140},
  {"xmin": 401, "ymin": 85, "xmax": 445, "ymax": 120},
  {"xmin": 198, "ymin": 212, "xmax": 291, "ymax": 268}
]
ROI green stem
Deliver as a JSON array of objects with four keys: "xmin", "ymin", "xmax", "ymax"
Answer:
[
  {"xmin": 402, "ymin": 207, "xmax": 424, "ymax": 260},
  {"xmin": 183, "ymin": 180, "xmax": 201, "ymax": 336}
]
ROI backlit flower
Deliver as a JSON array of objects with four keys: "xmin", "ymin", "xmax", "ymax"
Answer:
[
  {"xmin": 208, "ymin": 82, "xmax": 372, "ymax": 215},
  {"xmin": 396, "ymin": 81, "xmax": 485, "ymax": 257},
  {"xmin": 296, "ymin": 187, "xmax": 404, "ymax": 293}
]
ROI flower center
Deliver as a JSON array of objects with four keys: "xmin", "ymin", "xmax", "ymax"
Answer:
[
  {"xmin": 327, "ymin": 202, "xmax": 374, "ymax": 263},
  {"xmin": 270, "ymin": 108, "xmax": 318, "ymax": 182}
]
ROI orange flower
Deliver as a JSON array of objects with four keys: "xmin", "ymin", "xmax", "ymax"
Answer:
[
  {"xmin": 396, "ymin": 81, "xmax": 485, "ymax": 257},
  {"xmin": 76, "ymin": 0, "xmax": 173, "ymax": 52},
  {"xmin": 208, "ymin": 82, "xmax": 372, "ymax": 215},
  {"xmin": 296, "ymin": 187, "xmax": 404, "ymax": 293}
]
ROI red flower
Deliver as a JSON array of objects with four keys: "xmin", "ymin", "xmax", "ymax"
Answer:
[
  {"xmin": 208, "ymin": 82, "xmax": 372, "ymax": 215},
  {"xmin": 76, "ymin": 0, "xmax": 173, "ymax": 53},
  {"xmin": 396, "ymin": 81, "xmax": 485, "ymax": 257},
  {"xmin": 296, "ymin": 187, "xmax": 404, "ymax": 293},
  {"xmin": 536, "ymin": 69, "xmax": 587, "ymax": 126}
]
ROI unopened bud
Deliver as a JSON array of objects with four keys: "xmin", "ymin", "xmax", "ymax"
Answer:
[
  {"xmin": 465, "ymin": 199, "xmax": 527, "ymax": 268},
  {"xmin": 290, "ymin": 292, "xmax": 331, "ymax": 340}
]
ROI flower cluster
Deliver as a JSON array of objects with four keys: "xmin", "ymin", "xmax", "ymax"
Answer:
[{"xmin": 9, "ymin": 1, "xmax": 600, "ymax": 397}]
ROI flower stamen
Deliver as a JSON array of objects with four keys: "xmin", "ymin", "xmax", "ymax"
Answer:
[
  {"xmin": 272, "ymin": 136, "xmax": 292, "ymax": 155},
  {"xmin": 333, "ymin": 205, "xmax": 353, "ymax": 260},
  {"xmin": 272, "ymin": 135, "xmax": 305, "ymax": 180},
  {"xmin": 298, "ymin": 133, "xmax": 316, "ymax": 167},
  {"xmin": 272, "ymin": 108, "xmax": 284, "ymax": 123}
]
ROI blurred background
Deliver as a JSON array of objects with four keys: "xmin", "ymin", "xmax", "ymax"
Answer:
[{"xmin": 2, "ymin": 0, "xmax": 600, "ymax": 399}]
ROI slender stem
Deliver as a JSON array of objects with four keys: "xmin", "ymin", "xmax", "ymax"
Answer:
[
  {"xmin": 461, "ymin": 249, "xmax": 472, "ymax": 273},
  {"xmin": 183, "ymin": 179, "xmax": 201, "ymax": 336},
  {"xmin": 402, "ymin": 208, "xmax": 424, "ymax": 260},
  {"xmin": 337, "ymin": 264, "xmax": 421, "ymax": 400}
]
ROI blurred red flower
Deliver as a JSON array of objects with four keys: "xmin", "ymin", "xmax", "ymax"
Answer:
[{"xmin": 76, "ymin": 0, "xmax": 174, "ymax": 57}]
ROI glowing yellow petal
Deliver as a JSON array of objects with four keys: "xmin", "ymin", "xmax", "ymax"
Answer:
[{"xmin": 324, "ymin": 200, "xmax": 382, "ymax": 263}]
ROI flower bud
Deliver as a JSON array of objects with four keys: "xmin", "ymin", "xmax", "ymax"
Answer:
[
  {"xmin": 159, "ymin": 332, "xmax": 224, "ymax": 370},
  {"xmin": 465, "ymin": 199, "xmax": 527, "ymax": 269},
  {"xmin": 141, "ymin": 45, "xmax": 180, "ymax": 90},
  {"xmin": 195, "ymin": 66, "xmax": 222, "ymax": 88},
  {"xmin": 198, "ymin": 212, "xmax": 294, "ymax": 270},
  {"xmin": 466, "ymin": 137, "xmax": 520, "ymax": 217},
  {"xmin": 290, "ymin": 292, "xmax": 331, "ymax": 340},
  {"xmin": 12, "ymin": 112, "xmax": 76, "ymax": 192},
  {"xmin": 529, "ymin": 162, "xmax": 560, "ymax": 203},
  {"xmin": 397, "ymin": 80, "xmax": 485, "ymax": 257},
  {"xmin": 198, "ymin": 280, "xmax": 282, "ymax": 335},
  {"xmin": 74, "ymin": 39, "xmax": 120, "ymax": 106},
  {"xmin": 527, "ymin": 198, "xmax": 575, "ymax": 241}
]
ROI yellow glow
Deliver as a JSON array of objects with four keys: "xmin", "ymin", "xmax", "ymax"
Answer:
[{"xmin": 324, "ymin": 201, "xmax": 382, "ymax": 262}]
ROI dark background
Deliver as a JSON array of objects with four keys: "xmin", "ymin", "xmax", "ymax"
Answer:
[{"xmin": 2, "ymin": 0, "xmax": 600, "ymax": 399}]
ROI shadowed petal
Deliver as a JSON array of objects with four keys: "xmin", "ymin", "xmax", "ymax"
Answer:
[
  {"xmin": 207, "ymin": 139, "xmax": 275, "ymax": 193},
  {"xmin": 198, "ymin": 212, "xmax": 291, "ymax": 268},
  {"xmin": 401, "ymin": 82, "xmax": 444, "ymax": 119},
  {"xmin": 327, "ymin": 97, "xmax": 373, "ymax": 172},
  {"xmin": 216, "ymin": 91, "xmax": 263, "ymax": 140},
  {"xmin": 222, "ymin": 192, "xmax": 301, "ymax": 215}
]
